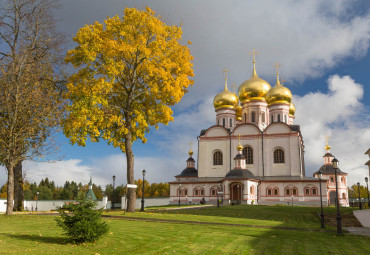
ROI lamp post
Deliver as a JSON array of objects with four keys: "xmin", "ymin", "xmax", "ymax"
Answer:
[
  {"xmin": 217, "ymin": 181, "xmax": 220, "ymax": 208},
  {"xmin": 319, "ymin": 173, "xmax": 325, "ymax": 228},
  {"xmin": 178, "ymin": 183, "xmax": 181, "ymax": 207},
  {"xmin": 203, "ymin": 185, "xmax": 206, "ymax": 204},
  {"xmin": 357, "ymin": 182, "xmax": 362, "ymax": 210},
  {"xmin": 112, "ymin": 175, "xmax": 116, "ymax": 209},
  {"xmin": 291, "ymin": 195, "xmax": 294, "ymax": 206},
  {"xmin": 332, "ymin": 158, "xmax": 342, "ymax": 235},
  {"xmin": 36, "ymin": 191, "xmax": 39, "ymax": 211},
  {"xmin": 237, "ymin": 185, "xmax": 240, "ymax": 205},
  {"xmin": 141, "ymin": 169, "xmax": 146, "ymax": 212},
  {"xmin": 365, "ymin": 177, "xmax": 369, "ymax": 207}
]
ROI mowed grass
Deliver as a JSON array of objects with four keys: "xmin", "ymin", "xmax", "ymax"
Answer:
[
  {"xmin": 0, "ymin": 206, "xmax": 368, "ymax": 255},
  {"xmin": 106, "ymin": 204, "xmax": 357, "ymax": 229}
]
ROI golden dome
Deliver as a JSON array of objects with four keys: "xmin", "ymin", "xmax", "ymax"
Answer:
[
  {"xmin": 238, "ymin": 60, "xmax": 271, "ymax": 103},
  {"xmin": 189, "ymin": 149, "xmax": 193, "ymax": 157},
  {"xmin": 213, "ymin": 75, "xmax": 238, "ymax": 110},
  {"xmin": 237, "ymin": 144, "xmax": 243, "ymax": 151},
  {"xmin": 236, "ymin": 105, "xmax": 242, "ymax": 121},
  {"xmin": 289, "ymin": 102, "xmax": 296, "ymax": 117},
  {"xmin": 266, "ymin": 74, "xmax": 292, "ymax": 106}
]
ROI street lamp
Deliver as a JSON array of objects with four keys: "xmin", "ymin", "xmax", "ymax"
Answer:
[
  {"xmin": 365, "ymin": 177, "xmax": 369, "ymax": 207},
  {"xmin": 141, "ymin": 169, "xmax": 146, "ymax": 212},
  {"xmin": 112, "ymin": 175, "xmax": 116, "ymax": 210},
  {"xmin": 318, "ymin": 172, "xmax": 325, "ymax": 228},
  {"xmin": 357, "ymin": 182, "xmax": 362, "ymax": 210},
  {"xmin": 36, "ymin": 191, "xmax": 39, "ymax": 211},
  {"xmin": 178, "ymin": 183, "xmax": 181, "ymax": 207},
  {"xmin": 332, "ymin": 157, "xmax": 342, "ymax": 235},
  {"xmin": 217, "ymin": 181, "xmax": 220, "ymax": 208},
  {"xmin": 237, "ymin": 185, "xmax": 240, "ymax": 205},
  {"xmin": 291, "ymin": 195, "xmax": 294, "ymax": 206}
]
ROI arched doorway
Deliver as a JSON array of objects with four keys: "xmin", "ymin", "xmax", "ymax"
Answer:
[
  {"xmin": 329, "ymin": 191, "xmax": 337, "ymax": 205},
  {"xmin": 230, "ymin": 183, "xmax": 242, "ymax": 201}
]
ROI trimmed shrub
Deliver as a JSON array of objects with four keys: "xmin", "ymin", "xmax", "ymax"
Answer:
[{"xmin": 56, "ymin": 198, "xmax": 109, "ymax": 243}]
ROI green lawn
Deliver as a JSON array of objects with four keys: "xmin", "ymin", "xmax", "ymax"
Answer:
[{"xmin": 0, "ymin": 206, "xmax": 369, "ymax": 254}]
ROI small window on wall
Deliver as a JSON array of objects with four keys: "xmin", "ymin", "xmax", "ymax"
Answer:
[
  {"xmin": 217, "ymin": 119, "xmax": 220, "ymax": 125},
  {"xmin": 312, "ymin": 188, "xmax": 317, "ymax": 195},
  {"xmin": 230, "ymin": 118, "xmax": 232, "ymax": 127},
  {"xmin": 251, "ymin": 112, "xmax": 256, "ymax": 123},
  {"xmin": 305, "ymin": 188, "xmax": 310, "ymax": 195},
  {"xmin": 292, "ymin": 189, "xmax": 297, "ymax": 195},
  {"xmin": 262, "ymin": 112, "xmax": 266, "ymax": 123},
  {"xmin": 271, "ymin": 115, "xmax": 274, "ymax": 123},
  {"xmin": 250, "ymin": 186, "xmax": 253, "ymax": 195},
  {"xmin": 184, "ymin": 190, "xmax": 188, "ymax": 196},
  {"xmin": 274, "ymin": 149, "xmax": 285, "ymax": 163},
  {"xmin": 244, "ymin": 113, "xmax": 247, "ymax": 123},
  {"xmin": 286, "ymin": 189, "xmax": 290, "ymax": 195},
  {"xmin": 200, "ymin": 189, "xmax": 204, "ymax": 196},
  {"xmin": 274, "ymin": 188, "xmax": 278, "ymax": 195},
  {"xmin": 194, "ymin": 189, "xmax": 199, "ymax": 196},
  {"xmin": 284, "ymin": 114, "xmax": 287, "ymax": 123},
  {"xmin": 213, "ymin": 151, "xmax": 223, "ymax": 165},
  {"xmin": 277, "ymin": 114, "xmax": 281, "ymax": 122},
  {"xmin": 330, "ymin": 177, "xmax": 334, "ymax": 182},
  {"xmin": 267, "ymin": 189, "xmax": 272, "ymax": 196},
  {"xmin": 223, "ymin": 118, "xmax": 225, "ymax": 127},
  {"xmin": 243, "ymin": 146, "xmax": 253, "ymax": 164},
  {"xmin": 342, "ymin": 193, "xmax": 346, "ymax": 199}
]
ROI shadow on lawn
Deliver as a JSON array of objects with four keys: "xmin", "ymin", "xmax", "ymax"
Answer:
[{"xmin": 4, "ymin": 233, "xmax": 68, "ymax": 245}]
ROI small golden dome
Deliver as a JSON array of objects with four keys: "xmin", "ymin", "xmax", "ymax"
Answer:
[
  {"xmin": 325, "ymin": 144, "xmax": 331, "ymax": 151},
  {"xmin": 236, "ymin": 105, "xmax": 242, "ymax": 121},
  {"xmin": 237, "ymin": 144, "xmax": 243, "ymax": 151},
  {"xmin": 266, "ymin": 74, "xmax": 292, "ymax": 106},
  {"xmin": 213, "ymin": 75, "xmax": 238, "ymax": 110},
  {"xmin": 238, "ymin": 60, "xmax": 271, "ymax": 103},
  {"xmin": 289, "ymin": 102, "xmax": 296, "ymax": 117},
  {"xmin": 189, "ymin": 150, "xmax": 193, "ymax": 156}
]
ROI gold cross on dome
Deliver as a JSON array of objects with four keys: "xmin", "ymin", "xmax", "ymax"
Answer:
[
  {"xmin": 274, "ymin": 62, "xmax": 281, "ymax": 75},
  {"xmin": 325, "ymin": 135, "xmax": 330, "ymax": 145},
  {"xmin": 223, "ymin": 68, "xmax": 229, "ymax": 80},
  {"xmin": 232, "ymin": 83, "xmax": 237, "ymax": 93},
  {"xmin": 189, "ymin": 142, "xmax": 193, "ymax": 151},
  {"xmin": 249, "ymin": 49, "xmax": 259, "ymax": 62},
  {"xmin": 280, "ymin": 77, "xmax": 286, "ymax": 86}
]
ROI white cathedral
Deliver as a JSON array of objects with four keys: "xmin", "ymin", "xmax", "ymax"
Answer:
[{"xmin": 169, "ymin": 53, "xmax": 349, "ymax": 207}]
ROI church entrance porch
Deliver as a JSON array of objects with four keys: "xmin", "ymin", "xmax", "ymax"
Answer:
[{"xmin": 230, "ymin": 183, "xmax": 242, "ymax": 203}]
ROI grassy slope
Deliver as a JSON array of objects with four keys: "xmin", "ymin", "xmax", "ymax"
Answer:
[{"xmin": 0, "ymin": 206, "xmax": 369, "ymax": 255}]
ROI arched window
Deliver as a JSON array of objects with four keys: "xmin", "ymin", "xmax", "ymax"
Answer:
[
  {"xmin": 213, "ymin": 151, "xmax": 223, "ymax": 165},
  {"xmin": 273, "ymin": 188, "xmax": 278, "ymax": 196},
  {"xmin": 267, "ymin": 189, "xmax": 272, "ymax": 196},
  {"xmin": 277, "ymin": 114, "xmax": 281, "ymax": 122},
  {"xmin": 292, "ymin": 188, "xmax": 297, "ymax": 196},
  {"xmin": 271, "ymin": 115, "xmax": 274, "ymax": 123},
  {"xmin": 250, "ymin": 186, "xmax": 254, "ymax": 195},
  {"xmin": 230, "ymin": 118, "xmax": 232, "ymax": 127},
  {"xmin": 342, "ymin": 193, "xmax": 346, "ymax": 199},
  {"xmin": 341, "ymin": 177, "xmax": 344, "ymax": 183},
  {"xmin": 312, "ymin": 188, "xmax": 317, "ymax": 195},
  {"xmin": 284, "ymin": 114, "xmax": 287, "ymax": 123},
  {"xmin": 244, "ymin": 113, "xmax": 247, "ymax": 123},
  {"xmin": 217, "ymin": 119, "xmax": 220, "ymax": 125},
  {"xmin": 200, "ymin": 189, "xmax": 204, "ymax": 196},
  {"xmin": 262, "ymin": 112, "xmax": 266, "ymax": 123},
  {"xmin": 305, "ymin": 188, "xmax": 310, "ymax": 195},
  {"xmin": 286, "ymin": 189, "xmax": 290, "ymax": 195},
  {"xmin": 243, "ymin": 146, "xmax": 253, "ymax": 164},
  {"xmin": 274, "ymin": 149, "xmax": 285, "ymax": 163},
  {"xmin": 178, "ymin": 189, "xmax": 182, "ymax": 196},
  {"xmin": 222, "ymin": 118, "xmax": 225, "ymax": 127},
  {"xmin": 251, "ymin": 112, "xmax": 256, "ymax": 123},
  {"xmin": 330, "ymin": 177, "xmax": 334, "ymax": 182},
  {"xmin": 184, "ymin": 190, "xmax": 188, "ymax": 196},
  {"xmin": 194, "ymin": 189, "xmax": 199, "ymax": 196}
]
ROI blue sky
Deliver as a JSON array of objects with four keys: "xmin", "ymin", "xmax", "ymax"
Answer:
[{"xmin": 1, "ymin": 0, "xmax": 370, "ymax": 188}]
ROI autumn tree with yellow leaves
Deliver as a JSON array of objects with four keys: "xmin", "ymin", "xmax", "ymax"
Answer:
[{"xmin": 63, "ymin": 7, "xmax": 193, "ymax": 212}]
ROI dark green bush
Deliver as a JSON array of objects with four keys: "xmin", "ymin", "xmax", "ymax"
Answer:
[{"xmin": 56, "ymin": 198, "xmax": 109, "ymax": 243}]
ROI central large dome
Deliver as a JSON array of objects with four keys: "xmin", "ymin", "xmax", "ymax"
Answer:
[{"xmin": 238, "ymin": 62, "xmax": 271, "ymax": 103}]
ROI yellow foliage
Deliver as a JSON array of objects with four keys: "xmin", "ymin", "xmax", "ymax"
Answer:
[{"xmin": 63, "ymin": 7, "xmax": 193, "ymax": 152}]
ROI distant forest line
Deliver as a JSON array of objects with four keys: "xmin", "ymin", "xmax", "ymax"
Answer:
[{"xmin": 0, "ymin": 178, "xmax": 169, "ymax": 203}]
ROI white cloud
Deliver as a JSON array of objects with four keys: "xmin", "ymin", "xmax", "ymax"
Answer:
[{"xmin": 295, "ymin": 75, "xmax": 370, "ymax": 185}]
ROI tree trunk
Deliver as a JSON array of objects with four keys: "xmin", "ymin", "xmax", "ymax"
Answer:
[
  {"xmin": 6, "ymin": 163, "xmax": 15, "ymax": 215},
  {"xmin": 14, "ymin": 161, "xmax": 24, "ymax": 211},
  {"xmin": 125, "ymin": 131, "xmax": 136, "ymax": 213}
]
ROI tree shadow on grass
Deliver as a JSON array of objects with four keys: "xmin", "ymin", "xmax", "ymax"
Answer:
[{"xmin": 3, "ymin": 233, "xmax": 69, "ymax": 245}]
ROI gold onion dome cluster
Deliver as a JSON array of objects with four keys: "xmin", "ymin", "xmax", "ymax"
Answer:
[
  {"xmin": 265, "ymin": 74, "xmax": 293, "ymax": 106},
  {"xmin": 213, "ymin": 80, "xmax": 239, "ymax": 110},
  {"xmin": 238, "ymin": 61, "xmax": 271, "ymax": 103}
]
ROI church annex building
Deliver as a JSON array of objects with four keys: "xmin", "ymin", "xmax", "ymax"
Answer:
[{"xmin": 169, "ymin": 52, "xmax": 349, "ymax": 207}]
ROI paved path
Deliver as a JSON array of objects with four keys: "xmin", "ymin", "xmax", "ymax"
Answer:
[{"xmin": 344, "ymin": 227, "xmax": 370, "ymax": 237}]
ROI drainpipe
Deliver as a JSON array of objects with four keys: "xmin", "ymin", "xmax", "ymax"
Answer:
[
  {"xmin": 261, "ymin": 131, "xmax": 265, "ymax": 177},
  {"xmin": 229, "ymin": 131, "xmax": 232, "ymax": 172}
]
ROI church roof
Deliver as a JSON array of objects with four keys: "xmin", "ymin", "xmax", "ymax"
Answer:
[
  {"xmin": 323, "ymin": 153, "xmax": 334, "ymax": 157},
  {"xmin": 176, "ymin": 167, "xmax": 198, "ymax": 177},
  {"xmin": 85, "ymin": 189, "xmax": 97, "ymax": 201},
  {"xmin": 313, "ymin": 164, "xmax": 346, "ymax": 175},
  {"xmin": 290, "ymin": 125, "xmax": 301, "ymax": 132},
  {"xmin": 200, "ymin": 129, "xmax": 207, "ymax": 136},
  {"xmin": 259, "ymin": 176, "xmax": 318, "ymax": 181},
  {"xmin": 187, "ymin": 157, "xmax": 195, "ymax": 162},
  {"xmin": 225, "ymin": 169, "xmax": 257, "ymax": 180},
  {"xmin": 234, "ymin": 154, "xmax": 245, "ymax": 160}
]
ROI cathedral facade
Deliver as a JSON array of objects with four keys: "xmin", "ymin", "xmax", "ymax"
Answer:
[{"xmin": 169, "ymin": 54, "xmax": 349, "ymax": 207}]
